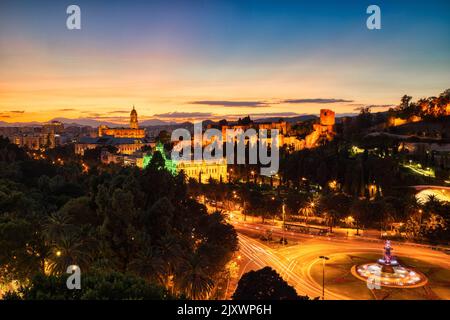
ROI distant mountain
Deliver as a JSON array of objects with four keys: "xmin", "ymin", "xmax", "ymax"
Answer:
[
  {"xmin": 49, "ymin": 117, "xmax": 117, "ymax": 127},
  {"xmin": 0, "ymin": 117, "xmax": 190, "ymax": 128},
  {"xmin": 0, "ymin": 121, "xmax": 42, "ymax": 127},
  {"xmin": 0, "ymin": 113, "xmax": 363, "ymax": 128},
  {"xmin": 335, "ymin": 112, "xmax": 359, "ymax": 118},
  {"xmin": 50, "ymin": 117, "xmax": 178, "ymax": 127},
  {"xmin": 140, "ymin": 119, "xmax": 178, "ymax": 126}
]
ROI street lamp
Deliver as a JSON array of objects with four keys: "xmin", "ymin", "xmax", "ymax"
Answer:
[
  {"xmin": 282, "ymin": 202, "xmax": 286, "ymax": 244},
  {"xmin": 319, "ymin": 255, "xmax": 329, "ymax": 300},
  {"xmin": 250, "ymin": 170, "xmax": 256, "ymax": 184}
]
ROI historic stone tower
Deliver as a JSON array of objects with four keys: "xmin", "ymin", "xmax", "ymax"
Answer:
[
  {"xmin": 130, "ymin": 105, "xmax": 139, "ymax": 129},
  {"xmin": 320, "ymin": 109, "xmax": 335, "ymax": 127}
]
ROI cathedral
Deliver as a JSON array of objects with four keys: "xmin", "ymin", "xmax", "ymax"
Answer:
[
  {"xmin": 75, "ymin": 106, "xmax": 151, "ymax": 156},
  {"xmin": 98, "ymin": 106, "xmax": 146, "ymax": 138}
]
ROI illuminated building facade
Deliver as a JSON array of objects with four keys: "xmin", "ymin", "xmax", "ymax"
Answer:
[
  {"xmin": 101, "ymin": 150, "xmax": 145, "ymax": 167},
  {"xmin": 75, "ymin": 136, "xmax": 153, "ymax": 156},
  {"xmin": 6, "ymin": 121, "xmax": 66, "ymax": 150},
  {"xmin": 218, "ymin": 121, "xmax": 290, "ymax": 143},
  {"xmin": 211, "ymin": 109, "xmax": 335, "ymax": 152},
  {"xmin": 98, "ymin": 106, "xmax": 145, "ymax": 138},
  {"xmin": 177, "ymin": 158, "xmax": 228, "ymax": 183},
  {"xmin": 12, "ymin": 132, "xmax": 62, "ymax": 150},
  {"xmin": 76, "ymin": 106, "xmax": 152, "ymax": 155},
  {"xmin": 42, "ymin": 121, "xmax": 65, "ymax": 134},
  {"xmin": 142, "ymin": 143, "xmax": 228, "ymax": 183},
  {"xmin": 313, "ymin": 109, "xmax": 335, "ymax": 133}
]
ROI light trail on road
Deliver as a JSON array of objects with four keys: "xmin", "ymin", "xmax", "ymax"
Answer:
[
  {"xmin": 237, "ymin": 233, "xmax": 347, "ymax": 299},
  {"xmin": 233, "ymin": 220, "xmax": 450, "ymax": 300}
]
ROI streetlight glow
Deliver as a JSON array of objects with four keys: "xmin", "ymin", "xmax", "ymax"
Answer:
[{"xmin": 319, "ymin": 255, "xmax": 330, "ymax": 300}]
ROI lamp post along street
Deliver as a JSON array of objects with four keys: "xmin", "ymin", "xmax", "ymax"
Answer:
[
  {"xmin": 282, "ymin": 202, "xmax": 286, "ymax": 244},
  {"xmin": 319, "ymin": 256, "xmax": 330, "ymax": 300}
]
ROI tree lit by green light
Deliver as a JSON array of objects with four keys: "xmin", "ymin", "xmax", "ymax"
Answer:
[{"xmin": 143, "ymin": 142, "xmax": 177, "ymax": 175}]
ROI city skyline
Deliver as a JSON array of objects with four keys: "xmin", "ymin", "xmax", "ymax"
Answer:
[
  {"xmin": 1, "ymin": 0, "xmax": 449, "ymax": 124},
  {"xmin": 0, "ymin": 1, "xmax": 449, "ymax": 305}
]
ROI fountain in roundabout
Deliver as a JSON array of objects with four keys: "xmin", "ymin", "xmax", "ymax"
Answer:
[{"xmin": 351, "ymin": 240, "xmax": 428, "ymax": 288}]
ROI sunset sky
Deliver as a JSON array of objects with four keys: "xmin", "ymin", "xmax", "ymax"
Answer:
[{"xmin": 1, "ymin": 0, "xmax": 449, "ymax": 124}]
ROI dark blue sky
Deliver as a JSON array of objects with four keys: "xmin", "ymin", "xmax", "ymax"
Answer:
[{"xmin": 1, "ymin": 0, "xmax": 449, "ymax": 122}]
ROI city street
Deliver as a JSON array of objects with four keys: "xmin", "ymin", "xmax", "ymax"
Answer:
[{"xmin": 228, "ymin": 219, "xmax": 450, "ymax": 300}]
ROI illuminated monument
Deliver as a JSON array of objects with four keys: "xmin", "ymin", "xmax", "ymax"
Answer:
[
  {"xmin": 212, "ymin": 109, "xmax": 335, "ymax": 152},
  {"xmin": 75, "ymin": 106, "xmax": 150, "ymax": 156},
  {"xmin": 130, "ymin": 106, "xmax": 139, "ymax": 129},
  {"xmin": 352, "ymin": 240, "xmax": 427, "ymax": 288},
  {"xmin": 98, "ymin": 106, "xmax": 145, "ymax": 138},
  {"xmin": 378, "ymin": 240, "xmax": 398, "ymax": 273}
]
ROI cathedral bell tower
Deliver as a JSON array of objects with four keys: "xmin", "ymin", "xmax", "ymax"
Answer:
[{"xmin": 130, "ymin": 105, "xmax": 139, "ymax": 129}]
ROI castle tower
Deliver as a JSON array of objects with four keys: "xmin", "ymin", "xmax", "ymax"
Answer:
[
  {"xmin": 98, "ymin": 124, "xmax": 108, "ymax": 137},
  {"xmin": 130, "ymin": 105, "xmax": 138, "ymax": 129},
  {"xmin": 320, "ymin": 109, "xmax": 335, "ymax": 127}
]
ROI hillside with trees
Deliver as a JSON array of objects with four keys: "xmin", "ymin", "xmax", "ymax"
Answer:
[{"xmin": 0, "ymin": 137, "xmax": 238, "ymax": 299}]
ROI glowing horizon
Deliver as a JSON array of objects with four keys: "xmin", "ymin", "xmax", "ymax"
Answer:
[{"xmin": 1, "ymin": 0, "xmax": 449, "ymax": 124}]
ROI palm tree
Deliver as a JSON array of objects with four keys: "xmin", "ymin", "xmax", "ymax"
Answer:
[
  {"xmin": 424, "ymin": 194, "xmax": 441, "ymax": 210},
  {"xmin": 47, "ymin": 234, "xmax": 90, "ymax": 275},
  {"xmin": 42, "ymin": 211, "xmax": 73, "ymax": 242},
  {"xmin": 156, "ymin": 234, "xmax": 184, "ymax": 290},
  {"xmin": 323, "ymin": 210, "xmax": 339, "ymax": 233},
  {"xmin": 129, "ymin": 245, "xmax": 165, "ymax": 285},
  {"xmin": 298, "ymin": 196, "xmax": 317, "ymax": 225},
  {"xmin": 176, "ymin": 253, "xmax": 214, "ymax": 300}
]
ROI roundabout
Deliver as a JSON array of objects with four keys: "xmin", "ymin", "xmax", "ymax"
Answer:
[
  {"xmin": 233, "ymin": 221, "xmax": 450, "ymax": 300},
  {"xmin": 351, "ymin": 264, "xmax": 427, "ymax": 289},
  {"xmin": 351, "ymin": 241, "xmax": 428, "ymax": 289}
]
